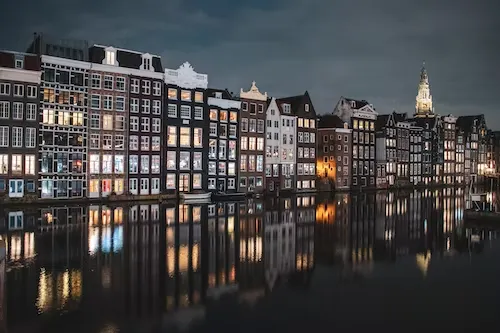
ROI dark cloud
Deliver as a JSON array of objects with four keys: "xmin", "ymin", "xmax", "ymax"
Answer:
[{"xmin": 1, "ymin": 0, "xmax": 499, "ymax": 126}]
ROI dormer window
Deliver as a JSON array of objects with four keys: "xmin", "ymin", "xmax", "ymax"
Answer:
[
  {"xmin": 15, "ymin": 55, "xmax": 24, "ymax": 69},
  {"xmin": 283, "ymin": 104, "xmax": 291, "ymax": 113},
  {"xmin": 103, "ymin": 47, "xmax": 118, "ymax": 66},
  {"xmin": 215, "ymin": 92, "xmax": 222, "ymax": 99},
  {"xmin": 350, "ymin": 101, "xmax": 356, "ymax": 108},
  {"xmin": 141, "ymin": 53, "xmax": 153, "ymax": 71},
  {"xmin": 305, "ymin": 104, "xmax": 309, "ymax": 112}
]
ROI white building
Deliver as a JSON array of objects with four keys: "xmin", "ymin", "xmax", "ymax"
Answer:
[{"xmin": 265, "ymin": 97, "xmax": 297, "ymax": 193}]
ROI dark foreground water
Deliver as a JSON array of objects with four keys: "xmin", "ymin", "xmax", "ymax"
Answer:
[{"xmin": 1, "ymin": 188, "xmax": 500, "ymax": 333}]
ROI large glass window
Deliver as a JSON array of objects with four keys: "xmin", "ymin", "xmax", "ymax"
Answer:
[
  {"xmin": 229, "ymin": 140, "xmax": 236, "ymax": 160},
  {"xmin": 194, "ymin": 128, "xmax": 202, "ymax": 148},
  {"xmin": 140, "ymin": 155, "xmax": 149, "ymax": 173},
  {"xmin": 193, "ymin": 174, "xmax": 202, "ymax": 189},
  {"xmin": 179, "ymin": 152, "xmax": 190, "ymax": 170},
  {"xmin": 129, "ymin": 155, "xmax": 138, "ymax": 173},
  {"xmin": 166, "ymin": 174, "xmax": 176, "ymax": 189},
  {"xmin": 102, "ymin": 155, "xmax": 113, "ymax": 173},
  {"xmin": 151, "ymin": 155, "xmax": 160, "ymax": 174},
  {"xmin": 167, "ymin": 126, "xmax": 177, "ymax": 146},
  {"xmin": 114, "ymin": 155, "xmax": 124, "ymax": 174},
  {"xmin": 167, "ymin": 151, "xmax": 176, "ymax": 170},
  {"xmin": 180, "ymin": 127, "xmax": 190, "ymax": 147},
  {"xmin": 90, "ymin": 154, "xmax": 100, "ymax": 174},
  {"xmin": 193, "ymin": 152, "xmax": 202, "ymax": 170}
]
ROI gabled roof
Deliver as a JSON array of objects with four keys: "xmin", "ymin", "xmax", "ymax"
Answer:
[
  {"xmin": 393, "ymin": 112, "xmax": 407, "ymax": 123},
  {"xmin": 206, "ymin": 88, "xmax": 236, "ymax": 100},
  {"xmin": 342, "ymin": 97, "xmax": 370, "ymax": 109},
  {"xmin": 318, "ymin": 115, "xmax": 346, "ymax": 129},
  {"xmin": 375, "ymin": 114, "xmax": 391, "ymax": 131},
  {"xmin": 456, "ymin": 115, "xmax": 485, "ymax": 134},
  {"xmin": 276, "ymin": 91, "xmax": 316, "ymax": 117},
  {"xmin": 412, "ymin": 116, "xmax": 439, "ymax": 130}
]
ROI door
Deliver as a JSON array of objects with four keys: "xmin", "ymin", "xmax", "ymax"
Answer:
[{"xmin": 179, "ymin": 174, "xmax": 190, "ymax": 192}]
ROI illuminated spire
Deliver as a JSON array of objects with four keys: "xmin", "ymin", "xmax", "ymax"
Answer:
[
  {"xmin": 415, "ymin": 61, "xmax": 434, "ymax": 117},
  {"xmin": 420, "ymin": 61, "xmax": 428, "ymax": 83}
]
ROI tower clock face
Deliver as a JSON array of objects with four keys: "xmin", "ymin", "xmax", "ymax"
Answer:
[{"xmin": 422, "ymin": 103, "xmax": 428, "ymax": 109}]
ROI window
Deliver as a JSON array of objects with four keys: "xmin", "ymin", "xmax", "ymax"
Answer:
[
  {"xmin": 152, "ymin": 118, "xmax": 161, "ymax": 133},
  {"xmin": 181, "ymin": 90, "xmax": 191, "ymax": 101},
  {"xmin": 140, "ymin": 155, "xmax": 150, "ymax": 173},
  {"xmin": 103, "ymin": 134, "xmax": 112, "ymax": 149},
  {"xmin": 166, "ymin": 151, "xmax": 176, "ymax": 170},
  {"xmin": 91, "ymin": 74, "xmax": 101, "ymax": 88},
  {"xmin": 209, "ymin": 139, "xmax": 216, "ymax": 159},
  {"xmin": 228, "ymin": 162, "xmax": 236, "ymax": 175},
  {"xmin": 102, "ymin": 114, "xmax": 113, "ymax": 130},
  {"xmin": 141, "ymin": 99, "xmax": 150, "ymax": 114},
  {"xmin": 195, "ymin": 91, "xmax": 203, "ymax": 103},
  {"xmin": 115, "ymin": 115, "xmax": 125, "ymax": 131},
  {"xmin": 0, "ymin": 102, "xmax": 9, "ymax": 118},
  {"xmin": 179, "ymin": 152, "xmax": 190, "ymax": 170},
  {"xmin": 241, "ymin": 118, "xmax": 248, "ymax": 132},
  {"xmin": 116, "ymin": 77, "xmax": 126, "ymax": 91},
  {"xmin": 240, "ymin": 155, "xmax": 247, "ymax": 171},
  {"xmin": 194, "ymin": 128, "xmax": 202, "ymax": 148},
  {"xmin": 210, "ymin": 123, "xmax": 217, "ymax": 136},
  {"xmin": 90, "ymin": 154, "xmax": 100, "ymax": 174},
  {"xmin": 0, "ymin": 154, "xmax": 7, "ymax": 174},
  {"xmin": 152, "ymin": 100, "xmax": 161, "ymax": 115},
  {"xmin": 100, "ymin": 154, "xmax": 112, "ymax": 173},
  {"xmin": 209, "ymin": 161, "xmax": 216, "ymax": 174},
  {"xmin": 250, "ymin": 103, "xmax": 256, "ymax": 114},
  {"xmin": 26, "ymin": 104, "xmax": 37, "ymax": 120},
  {"xmin": 104, "ymin": 75, "xmax": 113, "ymax": 90},
  {"xmin": 114, "ymin": 155, "xmax": 125, "ymax": 173},
  {"xmin": 12, "ymin": 103, "xmax": 23, "ymax": 120},
  {"xmin": 168, "ymin": 88, "xmax": 177, "ymax": 99},
  {"xmin": 12, "ymin": 127, "xmax": 22, "ymax": 147},
  {"xmin": 229, "ymin": 140, "xmax": 236, "ymax": 159},
  {"xmin": 25, "ymin": 128, "xmax": 36, "ymax": 148},
  {"xmin": 209, "ymin": 109, "xmax": 217, "ymax": 121},
  {"xmin": 131, "ymin": 98, "xmax": 139, "ymax": 113},
  {"xmin": 152, "ymin": 136, "xmax": 160, "ymax": 151},
  {"xmin": 0, "ymin": 83, "xmax": 11, "ymax": 98},
  {"xmin": 115, "ymin": 96, "xmax": 125, "ymax": 111},
  {"xmin": 90, "ymin": 134, "xmax": 100, "ymax": 149},
  {"xmin": 103, "ymin": 95, "xmax": 112, "ymax": 110},
  {"xmin": 24, "ymin": 155, "xmax": 35, "ymax": 175},
  {"xmin": 257, "ymin": 138, "xmax": 264, "ymax": 151},
  {"xmin": 229, "ymin": 124, "xmax": 237, "ymax": 137},
  {"xmin": 180, "ymin": 127, "xmax": 190, "ymax": 147},
  {"xmin": 193, "ymin": 152, "xmax": 202, "ymax": 170},
  {"xmin": 90, "ymin": 114, "xmax": 100, "ymax": 129},
  {"xmin": 27, "ymin": 86, "xmax": 37, "ymax": 98},
  {"xmin": 219, "ymin": 140, "xmax": 227, "ymax": 159},
  {"xmin": 220, "ymin": 110, "xmax": 228, "ymax": 122},
  {"xmin": 220, "ymin": 124, "xmax": 227, "ymax": 137},
  {"xmin": 240, "ymin": 136, "xmax": 248, "ymax": 150},
  {"xmin": 218, "ymin": 162, "xmax": 226, "ymax": 175},
  {"xmin": 168, "ymin": 104, "xmax": 177, "ymax": 118},
  {"xmin": 131, "ymin": 78, "xmax": 139, "ymax": 93},
  {"xmin": 151, "ymin": 155, "xmax": 160, "ymax": 174},
  {"xmin": 142, "ymin": 80, "xmax": 151, "ymax": 94},
  {"xmin": 153, "ymin": 81, "xmax": 162, "ymax": 96},
  {"xmin": 141, "ymin": 117, "xmax": 150, "ymax": 131},
  {"xmin": 141, "ymin": 136, "xmax": 150, "ymax": 151},
  {"xmin": 180, "ymin": 105, "xmax": 191, "ymax": 119},
  {"xmin": 193, "ymin": 174, "xmax": 202, "ymax": 189},
  {"xmin": 13, "ymin": 84, "xmax": 24, "ymax": 97},
  {"xmin": 129, "ymin": 155, "xmax": 138, "ymax": 173},
  {"xmin": 166, "ymin": 174, "xmax": 176, "ymax": 189},
  {"xmin": 194, "ymin": 106, "xmax": 203, "ymax": 119},
  {"xmin": 167, "ymin": 126, "xmax": 177, "ymax": 146}
]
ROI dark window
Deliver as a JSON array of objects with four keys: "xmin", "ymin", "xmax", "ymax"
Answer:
[
  {"xmin": 26, "ymin": 180, "xmax": 35, "ymax": 192},
  {"xmin": 44, "ymin": 68, "xmax": 55, "ymax": 82},
  {"xmin": 0, "ymin": 179, "xmax": 5, "ymax": 191},
  {"xmin": 71, "ymin": 72, "xmax": 84, "ymax": 86},
  {"xmin": 58, "ymin": 70, "xmax": 70, "ymax": 84},
  {"xmin": 43, "ymin": 132, "xmax": 53, "ymax": 145}
]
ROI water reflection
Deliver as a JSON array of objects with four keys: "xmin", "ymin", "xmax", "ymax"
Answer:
[{"xmin": 0, "ymin": 189, "xmax": 499, "ymax": 332}]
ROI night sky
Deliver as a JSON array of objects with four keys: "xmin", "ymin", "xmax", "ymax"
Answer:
[{"xmin": 1, "ymin": 0, "xmax": 498, "ymax": 126}]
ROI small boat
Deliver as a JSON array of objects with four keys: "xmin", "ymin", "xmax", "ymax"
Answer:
[{"xmin": 179, "ymin": 192, "xmax": 212, "ymax": 203}]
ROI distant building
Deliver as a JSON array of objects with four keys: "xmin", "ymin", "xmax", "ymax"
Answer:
[
  {"xmin": 317, "ymin": 115, "xmax": 351, "ymax": 191},
  {"xmin": 413, "ymin": 117, "xmax": 440, "ymax": 185},
  {"xmin": 414, "ymin": 62, "xmax": 435, "ymax": 118},
  {"xmin": 456, "ymin": 115, "xmax": 487, "ymax": 185},
  {"xmin": 334, "ymin": 97, "xmax": 378, "ymax": 189},
  {"xmin": 441, "ymin": 115, "xmax": 457, "ymax": 185},
  {"xmin": 409, "ymin": 123, "xmax": 423, "ymax": 185},
  {"xmin": 0, "ymin": 50, "xmax": 41, "ymax": 199}
]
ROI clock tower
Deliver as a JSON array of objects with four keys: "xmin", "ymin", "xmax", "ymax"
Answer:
[{"xmin": 415, "ymin": 62, "xmax": 434, "ymax": 117}]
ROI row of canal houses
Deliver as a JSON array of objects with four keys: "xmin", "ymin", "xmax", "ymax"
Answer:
[
  {"xmin": 317, "ymin": 64, "xmax": 494, "ymax": 191},
  {"xmin": 0, "ymin": 34, "xmax": 319, "ymax": 201}
]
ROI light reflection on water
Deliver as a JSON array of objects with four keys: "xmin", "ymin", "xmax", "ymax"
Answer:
[{"xmin": 1, "ymin": 189, "xmax": 500, "ymax": 332}]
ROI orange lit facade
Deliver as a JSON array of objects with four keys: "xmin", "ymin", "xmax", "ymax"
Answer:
[{"xmin": 317, "ymin": 115, "xmax": 351, "ymax": 191}]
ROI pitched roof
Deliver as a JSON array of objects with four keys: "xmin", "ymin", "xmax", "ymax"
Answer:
[
  {"xmin": 88, "ymin": 45, "xmax": 163, "ymax": 73},
  {"xmin": 375, "ymin": 114, "xmax": 391, "ymax": 131},
  {"xmin": 412, "ymin": 116, "xmax": 438, "ymax": 130},
  {"xmin": 342, "ymin": 97, "xmax": 370, "ymax": 109},
  {"xmin": 318, "ymin": 115, "xmax": 346, "ymax": 129},
  {"xmin": 276, "ymin": 91, "xmax": 315, "ymax": 116},
  {"xmin": 393, "ymin": 112, "xmax": 407, "ymax": 123},
  {"xmin": 206, "ymin": 88, "xmax": 236, "ymax": 100}
]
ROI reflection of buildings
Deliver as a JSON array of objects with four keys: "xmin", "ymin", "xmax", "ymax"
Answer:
[
  {"xmin": 295, "ymin": 195, "xmax": 315, "ymax": 272},
  {"xmin": 165, "ymin": 203, "xmax": 204, "ymax": 311},
  {"xmin": 264, "ymin": 197, "xmax": 296, "ymax": 290},
  {"xmin": 205, "ymin": 202, "xmax": 237, "ymax": 297}
]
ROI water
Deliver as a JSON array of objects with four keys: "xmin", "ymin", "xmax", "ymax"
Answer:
[{"xmin": 1, "ymin": 188, "xmax": 500, "ymax": 333}]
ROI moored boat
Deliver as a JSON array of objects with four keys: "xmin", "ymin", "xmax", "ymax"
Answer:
[{"xmin": 179, "ymin": 192, "xmax": 212, "ymax": 203}]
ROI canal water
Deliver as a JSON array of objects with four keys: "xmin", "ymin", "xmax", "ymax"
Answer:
[{"xmin": 1, "ymin": 188, "xmax": 500, "ymax": 333}]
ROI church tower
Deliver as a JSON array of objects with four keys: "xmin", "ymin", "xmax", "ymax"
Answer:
[{"xmin": 414, "ymin": 62, "xmax": 435, "ymax": 117}]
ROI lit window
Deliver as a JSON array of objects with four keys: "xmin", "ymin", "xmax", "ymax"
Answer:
[
  {"xmin": 180, "ymin": 127, "xmax": 190, "ymax": 147},
  {"xmin": 181, "ymin": 90, "xmax": 191, "ymax": 101}
]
